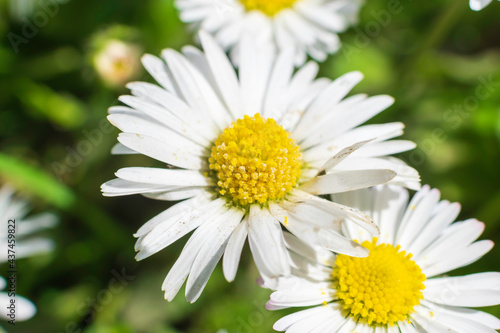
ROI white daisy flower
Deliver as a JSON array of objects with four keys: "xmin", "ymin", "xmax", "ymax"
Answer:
[
  {"xmin": 470, "ymin": 0, "xmax": 498, "ymax": 10},
  {"xmin": 101, "ymin": 31, "xmax": 420, "ymax": 302},
  {"xmin": 175, "ymin": 0, "xmax": 363, "ymax": 65},
  {"xmin": 0, "ymin": 185, "xmax": 58, "ymax": 323},
  {"xmin": 265, "ymin": 185, "xmax": 500, "ymax": 332}
]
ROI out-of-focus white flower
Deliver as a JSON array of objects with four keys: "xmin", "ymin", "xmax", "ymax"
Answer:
[
  {"xmin": 0, "ymin": 186, "xmax": 57, "ymax": 263},
  {"xmin": 0, "ymin": 185, "xmax": 57, "ymax": 323},
  {"xmin": 176, "ymin": 0, "xmax": 363, "ymax": 66}
]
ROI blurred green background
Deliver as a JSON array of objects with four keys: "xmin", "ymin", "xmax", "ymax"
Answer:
[{"xmin": 0, "ymin": 0, "xmax": 499, "ymax": 332}]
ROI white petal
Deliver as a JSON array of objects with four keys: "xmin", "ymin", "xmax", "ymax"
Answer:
[
  {"xmin": 223, "ymin": 216, "xmax": 249, "ymax": 282},
  {"xmin": 15, "ymin": 238, "xmax": 55, "ymax": 260},
  {"xmin": 141, "ymin": 54, "xmax": 175, "ymax": 92},
  {"xmin": 262, "ymin": 48, "xmax": 295, "ymax": 119},
  {"xmin": 111, "ymin": 142, "xmax": 137, "ymax": 155},
  {"xmin": 283, "ymin": 232, "xmax": 336, "ymax": 268},
  {"xmin": 160, "ymin": 198, "xmax": 235, "ymax": 301},
  {"xmin": 115, "ymin": 167, "xmax": 211, "ymax": 187},
  {"xmin": 420, "ymin": 302, "xmax": 499, "ymax": 333},
  {"xmin": 248, "ymin": 206, "xmax": 291, "ymax": 279},
  {"xmin": 101, "ymin": 178, "xmax": 173, "ymax": 197},
  {"xmin": 300, "ymin": 169, "xmax": 396, "ymax": 195},
  {"xmin": 109, "ymin": 111, "xmax": 209, "ymax": 153},
  {"xmin": 417, "ymin": 218, "xmax": 485, "ymax": 264},
  {"xmin": 293, "ymin": 71, "xmax": 364, "ymax": 141},
  {"xmin": 314, "ymin": 140, "xmax": 372, "ymax": 176},
  {"xmin": 199, "ymin": 31, "xmax": 242, "ymax": 119},
  {"xmin": 134, "ymin": 193, "xmax": 211, "ymax": 237},
  {"xmin": 17, "ymin": 212, "xmax": 57, "ymax": 236},
  {"xmin": 142, "ymin": 188, "xmax": 208, "ymax": 201},
  {"xmin": 118, "ymin": 133, "xmax": 205, "ymax": 170},
  {"xmin": 273, "ymin": 305, "xmax": 330, "ymax": 331},
  {"xmin": 289, "ymin": 190, "xmax": 379, "ymax": 236},
  {"xmin": 239, "ymin": 33, "xmax": 275, "ymax": 117},
  {"xmin": 0, "ymin": 292, "xmax": 37, "ymax": 321},
  {"xmin": 285, "ymin": 61, "xmax": 319, "ymax": 108},
  {"xmin": 470, "ymin": 0, "xmax": 493, "ymax": 10},
  {"xmin": 422, "ymin": 239, "xmax": 494, "ymax": 278},
  {"xmin": 289, "ymin": 251, "xmax": 334, "ymax": 282},
  {"xmin": 118, "ymin": 95, "xmax": 210, "ymax": 147},
  {"xmin": 406, "ymin": 201, "xmax": 461, "ymax": 255},
  {"xmin": 126, "ymin": 81, "xmax": 217, "ymax": 141},
  {"xmin": 334, "ymin": 157, "xmax": 421, "ymax": 190},
  {"xmin": 269, "ymin": 286, "xmax": 333, "ymax": 309},
  {"xmin": 306, "ymin": 95, "xmax": 395, "ymax": 146},
  {"xmin": 281, "ymin": 78, "xmax": 331, "ymax": 132},
  {"xmin": 162, "ymin": 49, "xmax": 232, "ymax": 130},
  {"xmin": 185, "ymin": 208, "xmax": 244, "ymax": 302},
  {"xmin": 412, "ymin": 305, "xmax": 460, "ymax": 332},
  {"xmin": 395, "ymin": 187, "xmax": 441, "ymax": 249},
  {"xmin": 161, "ymin": 228, "xmax": 207, "ymax": 301},
  {"xmin": 136, "ymin": 198, "xmax": 227, "ymax": 260},
  {"xmin": 353, "ymin": 140, "xmax": 416, "ymax": 157},
  {"xmin": 424, "ymin": 304, "xmax": 500, "ymax": 330},
  {"xmin": 279, "ymin": 200, "xmax": 343, "ymax": 231},
  {"xmin": 425, "ymin": 272, "xmax": 500, "ymax": 307},
  {"xmin": 295, "ymin": 2, "xmax": 347, "ymax": 32},
  {"xmin": 326, "ymin": 122, "xmax": 406, "ymax": 153},
  {"xmin": 269, "ymin": 201, "xmax": 369, "ymax": 258}
]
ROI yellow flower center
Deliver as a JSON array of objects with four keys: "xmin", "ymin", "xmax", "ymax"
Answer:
[
  {"xmin": 239, "ymin": 0, "xmax": 298, "ymax": 16},
  {"xmin": 209, "ymin": 114, "xmax": 302, "ymax": 208},
  {"xmin": 333, "ymin": 237, "xmax": 426, "ymax": 326}
]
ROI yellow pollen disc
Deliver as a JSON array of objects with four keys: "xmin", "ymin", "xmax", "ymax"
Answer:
[
  {"xmin": 333, "ymin": 237, "xmax": 426, "ymax": 326},
  {"xmin": 239, "ymin": 0, "xmax": 298, "ymax": 16},
  {"xmin": 209, "ymin": 114, "xmax": 302, "ymax": 208}
]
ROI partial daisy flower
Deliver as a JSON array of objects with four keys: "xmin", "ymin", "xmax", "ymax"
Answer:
[
  {"xmin": 101, "ymin": 31, "xmax": 420, "ymax": 302},
  {"xmin": 470, "ymin": 0, "xmax": 498, "ymax": 10},
  {"xmin": 265, "ymin": 185, "xmax": 500, "ymax": 332},
  {"xmin": 175, "ymin": 0, "xmax": 363, "ymax": 65},
  {"xmin": 0, "ymin": 185, "xmax": 58, "ymax": 322}
]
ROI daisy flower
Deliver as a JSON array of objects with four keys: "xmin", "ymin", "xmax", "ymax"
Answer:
[
  {"xmin": 470, "ymin": 0, "xmax": 498, "ymax": 10},
  {"xmin": 101, "ymin": 31, "xmax": 420, "ymax": 302},
  {"xmin": 0, "ymin": 185, "xmax": 58, "ymax": 322},
  {"xmin": 266, "ymin": 185, "xmax": 500, "ymax": 332},
  {"xmin": 175, "ymin": 0, "xmax": 363, "ymax": 65}
]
